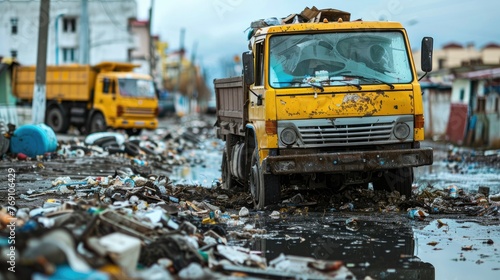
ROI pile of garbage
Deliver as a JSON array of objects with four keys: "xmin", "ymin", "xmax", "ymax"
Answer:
[
  {"xmin": 0, "ymin": 117, "xmax": 357, "ymax": 279},
  {"xmin": 445, "ymin": 144, "xmax": 500, "ymax": 173},
  {"xmin": 277, "ymin": 184, "xmax": 500, "ymax": 219},
  {"xmin": 247, "ymin": 6, "xmax": 352, "ymax": 40},
  {"xmin": 0, "ymin": 173, "xmax": 355, "ymax": 279}
]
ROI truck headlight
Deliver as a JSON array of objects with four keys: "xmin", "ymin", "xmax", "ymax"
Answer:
[
  {"xmin": 280, "ymin": 127, "xmax": 298, "ymax": 146},
  {"xmin": 394, "ymin": 122, "xmax": 410, "ymax": 140}
]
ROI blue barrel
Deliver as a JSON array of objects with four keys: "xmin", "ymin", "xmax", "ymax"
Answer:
[{"xmin": 10, "ymin": 124, "xmax": 58, "ymax": 158}]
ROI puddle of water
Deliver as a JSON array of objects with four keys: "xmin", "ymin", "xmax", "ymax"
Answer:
[
  {"xmin": 415, "ymin": 161, "xmax": 500, "ymax": 194},
  {"xmin": 413, "ymin": 219, "xmax": 500, "ymax": 280},
  {"xmin": 226, "ymin": 213, "xmax": 500, "ymax": 279},
  {"xmin": 229, "ymin": 213, "xmax": 436, "ymax": 279},
  {"xmin": 169, "ymin": 139, "xmax": 223, "ymax": 187}
]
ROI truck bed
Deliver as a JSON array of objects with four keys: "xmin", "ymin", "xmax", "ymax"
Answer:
[
  {"xmin": 12, "ymin": 65, "xmax": 95, "ymax": 102},
  {"xmin": 214, "ymin": 76, "xmax": 247, "ymax": 138}
]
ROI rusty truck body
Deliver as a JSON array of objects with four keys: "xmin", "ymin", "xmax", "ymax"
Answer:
[{"xmin": 214, "ymin": 8, "xmax": 434, "ymax": 209}]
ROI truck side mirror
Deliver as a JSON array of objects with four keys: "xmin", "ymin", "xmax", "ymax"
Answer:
[
  {"xmin": 421, "ymin": 37, "xmax": 433, "ymax": 73},
  {"xmin": 242, "ymin": 51, "xmax": 254, "ymax": 85},
  {"xmin": 102, "ymin": 78, "xmax": 110, "ymax": 93}
]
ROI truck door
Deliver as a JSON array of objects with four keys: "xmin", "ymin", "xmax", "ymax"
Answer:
[{"xmin": 94, "ymin": 76, "xmax": 117, "ymax": 122}]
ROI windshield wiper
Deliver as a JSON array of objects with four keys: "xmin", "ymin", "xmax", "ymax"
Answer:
[
  {"xmin": 341, "ymin": 74, "xmax": 395, "ymax": 89},
  {"xmin": 305, "ymin": 81, "xmax": 324, "ymax": 92},
  {"xmin": 329, "ymin": 78, "xmax": 362, "ymax": 90}
]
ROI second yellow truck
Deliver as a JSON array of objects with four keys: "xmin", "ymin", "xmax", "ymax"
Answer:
[
  {"xmin": 12, "ymin": 62, "xmax": 158, "ymax": 135},
  {"xmin": 215, "ymin": 8, "xmax": 434, "ymax": 209}
]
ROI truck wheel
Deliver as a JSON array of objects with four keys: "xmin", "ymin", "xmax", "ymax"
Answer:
[
  {"xmin": 249, "ymin": 147, "xmax": 281, "ymax": 210},
  {"xmin": 221, "ymin": 150, "xmax": 236, "ymax": 189},
  {"xmin": 126, "ymin": 128, "xmax": 142, "ymax": 136},
  {"xmin": 46, "ymin": 106, "xmax": 69, "ymax": 133},
  {"xmin": 373, "ymin": 167, "xmax": 413, "ymax": 198},
  {"xmin": 89, "ymin": 112, "xmax": 106, "ymax": 133}
]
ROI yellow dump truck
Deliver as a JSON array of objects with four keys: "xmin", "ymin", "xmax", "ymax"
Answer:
[
  {"xmin": 12, "ymin": 62, "xmax": 158, "ymax": 135},
  {"xmin": 214, "ymin": 8, "xmax": 434, "ymax": 209}
]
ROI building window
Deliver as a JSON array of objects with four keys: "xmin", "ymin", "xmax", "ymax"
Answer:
[
  {"xmin": 128, "ymin": 48, "xmax": 133, "ymax": 62},
  {"xmin": 62, "ymin": 48, "xmax": 77, "ymax": 63},
  {"xmin": 63, "ymin": 18, "xmax": 77, "ymax": 33},
  {"xmin": 11, "ymin": 18, "xmax": 18, "ymax": 35},
  {"xmin": 11, "ymin": 50, "xmax": 17, "ymax": 59},
  {"xmin": 459, "ymin": 89, "xmax": 465, "ymax": 102},
  {"xmin": 438, "ymin": 58, "xmax": 446, "ymax": 69}
]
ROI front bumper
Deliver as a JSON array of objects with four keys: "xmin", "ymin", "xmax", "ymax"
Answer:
[
  {"xmin": 264, "ymin": 148, "xmax": 433, "ymax": 175},
  {"xmin": 110, "ymin": 117, "xmax": 158, "ymax": 130}
]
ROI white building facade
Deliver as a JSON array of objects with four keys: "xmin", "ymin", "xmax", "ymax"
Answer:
[{"xmin": 0, "ymin": 0, "xmax": 138, "ymax": 66}]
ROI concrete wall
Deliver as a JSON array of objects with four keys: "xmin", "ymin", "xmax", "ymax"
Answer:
[
  {"xmin": 130, "ymin": 22, "xmax": 150, "ymax": 75},
  {"xmin": 422, "ymin": 88, "xmax": 451, "ymax": 140}
]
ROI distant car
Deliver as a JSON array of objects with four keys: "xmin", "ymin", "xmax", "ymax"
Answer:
[
  {"xmin": 206, "ymin": 98, "xmax": 216, "ymax": 114},
  {"xmin": 158, "ymin": 91, "xmax": 176, "ymax": 118}
]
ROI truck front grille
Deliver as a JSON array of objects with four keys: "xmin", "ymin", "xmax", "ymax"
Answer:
[
  {"xmin": 298, "ymin": 121, "xmax": 393, "ymax": 145},
  {"xmin": 124, "ymin": 107, "xmax": 154, "ymax": 116},
  {"xmin": 278, "ymin": 116, "xmax": 413, "ymax": 148}
]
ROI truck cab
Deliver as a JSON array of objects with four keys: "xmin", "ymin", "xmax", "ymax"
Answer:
[
  {"xmin": 89, "ymin": 62, "xmax": 158, "ymax": 135},
  {"xmin": 215, "ymin": 10, "xmax": 434, "ymax": 209}
]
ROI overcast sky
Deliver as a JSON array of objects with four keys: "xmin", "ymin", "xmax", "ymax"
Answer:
[{"xmin": 137, "ymin": 0, "xmax": 500, "ymax": 80}]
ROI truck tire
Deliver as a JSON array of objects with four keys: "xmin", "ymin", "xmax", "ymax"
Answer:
[
  {"xmin": 373, "ymin": 167, "xmax": 413, "ymax": 198},
  {"xmin": 46, "ymin": 106, "xmax": 69, "ymax": 133},
  {"xmin": 92, "ymin": 136, "xmax": 117, "ymax": 147},
  {"xmin": 89, "ymin": 112, "xmax": 106, "ymax": 133},
  {"xmin": 126, "ymin": 128, "xmax": 142, "ymax": 136},
  {"xmin": 249, "ymin": 147, "xmax": 281, "ymax": 210},
  {"xmin": 124, "ymin": 142, "xmax": 141, "ymax": 156},
  {"xmin": 221, "ymin": 149, "xmax": 236, "ymax": 189}
]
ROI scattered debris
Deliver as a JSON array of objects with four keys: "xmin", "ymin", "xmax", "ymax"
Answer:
[
  {"xmin": 1, "ymin": 115, "xmax": 499, "ymax": 279},
  {"xmin": 407, "ymin": 208, "xmax": 429, "ymax": 220}
]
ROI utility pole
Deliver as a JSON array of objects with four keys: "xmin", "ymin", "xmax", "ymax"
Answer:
[
  {"xmin": 148, "ymin": 0, "xmax": 155, "ymax": 78},
  {"xmin": 32, "ymin": 0, "xmax": 50, "ymax": 124},
  {"xmin": 191, "ymin": 41, "xmax": 198, "ymax": 112},
  {"xmin": 176, "ymin": 28, "xmax": 185, "ymax": 112},
  {"xmin": 79, "ymin": 0, "xmax": 89, "ymax": 64}
]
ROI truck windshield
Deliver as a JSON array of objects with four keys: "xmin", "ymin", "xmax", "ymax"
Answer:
[
  {"xmin": 269, "ymin": 31, "xmax": 413, "ymax": 89},
  {"xmin": 118, "ymin": 78, "xmax": 156, "ymax": 98}
]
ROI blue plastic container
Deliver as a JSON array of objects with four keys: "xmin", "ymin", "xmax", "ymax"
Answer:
[{"xmin": 10, "ymin": 124, "xmax": 58, "ymax": 158}]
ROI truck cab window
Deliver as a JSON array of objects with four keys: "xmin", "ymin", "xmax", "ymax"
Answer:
[
  {"xmin": 268, "ymin": 32, "xmax": 413, "ymax": 89},
  {"xmin": 255, "ymin": 42, "xmax": 264, "ymax": 86},
  {"xmin": 102, "ymin": 78, "xmax": 110, "ymax": 93},
  {"xmin": 118, "ymin": 78, "xmax": 156, "ymax": 98}
]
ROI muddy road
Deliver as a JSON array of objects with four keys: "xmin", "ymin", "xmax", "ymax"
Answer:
[
  {"xmin": 1, "ymin": 114, "xmax": 499, "ymax": 279},
  {"xmin": 162, "ymin": 115, "xmax": 500, "ymax": 280}
]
